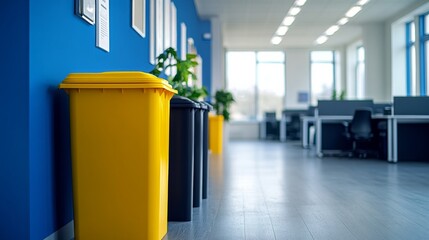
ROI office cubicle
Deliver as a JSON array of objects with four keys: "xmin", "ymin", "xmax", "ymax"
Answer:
[
  {"xmin": 317, "ymin": 100, "xmax": 374, "ymax": 116},
  {"xmin": 280, "ymin": 109, "xmax": 308, "ymax": 141},
  {"xmin": 316, "ymin": 100, "xmax": 374, "ymax": 156},
  {"xmin": 393, "ymin": 96, "xmax": 429, "ymax": 115},
  {"xmin": 391, "ymin": 97, "xmax": 429, "ymax": 162}
]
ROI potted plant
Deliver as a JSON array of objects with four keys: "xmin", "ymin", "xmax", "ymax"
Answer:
[
  {"xmin": 331, "ymin": 89, "xmax": 346, "ymax": 100},
  {"xmin": 209, "ymin": 89, "xmax": 235, "ymax": 154},
  {"xmin": 213, "ymin": 89, "xmax": 235, "ymax": 121},
  {"xmin": 150, "ymin": 47, "xmax": 207, "ymax": 100}
]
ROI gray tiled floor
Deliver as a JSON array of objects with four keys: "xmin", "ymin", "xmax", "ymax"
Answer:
[{"xmin": 164, "ymin": 140, "xmax": 429, "ymax": 240}]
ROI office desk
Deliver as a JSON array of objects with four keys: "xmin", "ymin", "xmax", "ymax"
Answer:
[
  {"xmin": 280, "ymin": 116, "xmax": 290, "ymax": 142},
  {"xmin": 315, "ymin": 115, "xmax": 390, "ymax": 158},
  {"xmin": 315, "ymin": 116, "xmax": 352, "ymax": 157},
  {"xmin": 390, "ymin": 115, "xmax": 429, "ymax": 163},
  {"xmin": 308, "ymin": 114, "xmax": 429, "ymax": 162},
  {"xmin": 301, "ymin": 116, "xmax": 315, "ymax": 148}
]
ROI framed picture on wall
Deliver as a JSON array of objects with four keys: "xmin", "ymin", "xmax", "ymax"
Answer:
[
  {"xmin": 76, "ymin": 0, "xmax": 96, "ymax": 25},
  {"xmin": 149, "ymin": 0, "xmax": 155, "ymax": 63},
  {"xmin": 155, "ymin": 0, "xmax": 164, "ymax": 58},
  {"xmin": 180, "ymin": 23, "xmax": 187, "ymax": 60},
  {"xmin": 132, "ymin": 0, "xmax": 146, "ymax": 37},
  {"xmin": 164, "ymin": 0, "xmax": 171, "ymax": 50},
  {"xmin": 171, "ymin": 3, "xmax": 177, "ymax": 51}
]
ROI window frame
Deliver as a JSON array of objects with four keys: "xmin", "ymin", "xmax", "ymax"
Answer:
[
  {"xmin": 406, "ymin": 21, "xmax": 415, "ymax": 96},
  {"xmin": 226, "ymin": 51, "xmax": 286, "ymax": 121},
  {"xmin": 420, "ymin": 13, "xmax": 429, "ymax": 95}
]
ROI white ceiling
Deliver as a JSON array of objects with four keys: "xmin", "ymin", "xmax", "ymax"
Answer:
[{"xmin": 194, "ymin": 0, "xmax": 423, "ymax": 49}]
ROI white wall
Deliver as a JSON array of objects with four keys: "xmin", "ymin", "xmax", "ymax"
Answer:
[
  {"xmin": 388, "ymin": 1, "xmax": 429, "ymax": 98},
  {"xmin": 390, "ymin": 20, "xmax": 407, "ymax": 97},
  {"xmin": 211, "ymin": 17, "xmax": 225, "ymax": 94},
  {"xmin": 229, "ymin": 121, "xmax": 260, "ymax": 140},
  {"xmin": 362, "ymin": 23, "xmax": 388, "ymax": 102},
  {"xmin": 284, "ymin": 49, "xmax": 311, "ymax": 108},
  {"xmin": 346, "ymin": 40, "xmax": 361, "ymax": 99}
]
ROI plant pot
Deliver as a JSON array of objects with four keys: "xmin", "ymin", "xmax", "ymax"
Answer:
[{"xmin": 209, "ymin": 114, "xmax": 224, "ymax": 154}]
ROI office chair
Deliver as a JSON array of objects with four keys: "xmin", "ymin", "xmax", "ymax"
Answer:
[
  {"xmin": 264, "ymin": 112, "xmax": 280, "ymax": 140},
  {"xmin": 286, "ymin": 114, "xmax": 301, "ymax": 140},
  {"xmin": 343, "ymin": 108, "xmax": 374, "ymax": 158}
]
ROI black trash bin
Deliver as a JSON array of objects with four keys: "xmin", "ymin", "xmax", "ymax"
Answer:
[
  {"xmin": 193, "ymin": 101, "xmax": 203, "ymax": 208},
  {"xmin": 200, "ymin": 102, "xmax": 213, "ymax": 199},
  {"xmin": 169, "ymin": 96, "xmax": 198, "ymax": 221}
]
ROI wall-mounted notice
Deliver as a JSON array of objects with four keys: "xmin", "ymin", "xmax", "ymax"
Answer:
[
  {"xmin": 132, "ymin": 0, "xmax": 146, "ymax": 37},
  {"xmin": 96, "ymin": 0, "xmax": 110, "ymax": 52},
  {"xmin": 298, "ymin": 91, "xmax": 309, "ymax": 103},
  {"xmin": 180, "ymin": 23, "xmax": 187, "ymax": 60}
]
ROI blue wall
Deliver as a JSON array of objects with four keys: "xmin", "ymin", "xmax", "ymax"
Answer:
[
  {"xmin": 25, "ymin": 0, "xmax": 211, "ymax": 239},
  {"xmin": 174, "ymin": 0, "xmax": 212, "ymax": 95},
  {"xmin": 0, "ymin": 1, "xmax": 30, "ymax": 240}
]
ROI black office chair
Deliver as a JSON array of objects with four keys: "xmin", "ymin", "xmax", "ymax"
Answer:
[
  {"xmin": 286, "ymin": 114, "xmax": 301, "ymax": 140},
  {"xmin": 343, "ymin": 108, "xmax": 374, "ymax": 158},
  {"xmin": 264, "ymin": 112, "xmax": 279, "ymax": 140}
]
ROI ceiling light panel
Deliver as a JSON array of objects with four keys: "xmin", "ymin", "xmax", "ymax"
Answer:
[
  {"xmin": 325, "ymin": 25, "xmax": 339, "ymax": 35},
  {"xmin": 271, "ymin": 36, "xmax": 282, "ymax": 45},
  {"xmin": 338, "ymin": 17, "xmax": 349, "ymax": 25},
  {"xmin": 357, "ymin": 0, "xmax": 370, "ymax": 6},
  {"xmin": 282, "ymin": 16, "xmax": 295, "ymax": 26},
  {"xmin": 313, "ymin": 0, "xmax": 370, "ymax": 45},
  {"xmin": 316, "ymin": 36, "xmax": 328, "ymax": 44},
  {"xmin": 345, "ymin": 6, "xmax": 362, "ymax": 18},
  {"xmin": 294, "ymin": 0, "xmax": 307, "ymax": 7},
  {"xmin": 276, "ymin": 26, "xmax": 289, "ymax": 36},
  {"xmin": 270, "ymin": 1, "xmax": 307, "ymax": 45},
  {"xmin": 288, "ymin": 7, "xmax": 301, "ymax": 16}
]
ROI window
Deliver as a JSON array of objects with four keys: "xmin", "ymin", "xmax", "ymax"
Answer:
[
  {"xmin": 226, "ymin": 51, "xmax": 285, "ymax": 120},
  {"xmin": 310, "ymin": 51, "xmax": 335, "ymax": 105},
  {"xmin": 406, "ymin": 21, "xmax": 417, "ymax": 95},
  {"xmin": 256, "ymin": 52, "xmax": 285, "ymax": 119},
  {"xmin": 226, "ymin": 52, "xmax": 256, "ymax": 121},
  {"xmin": 356, "ymin": 46, "xmax": 365, "ymax": 99},
  {"xmin": 422, "ymin": 13, "xmax": 429, "ymax": 95}
]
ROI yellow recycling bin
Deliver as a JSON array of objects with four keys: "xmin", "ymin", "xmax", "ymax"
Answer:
[
  {"xmin": 59, "ymin": 72, "xmax": 177, "ymax": 240},
  {"xmin": 209, "ymin": 114, "xmax": 224, "ymax": 154}
]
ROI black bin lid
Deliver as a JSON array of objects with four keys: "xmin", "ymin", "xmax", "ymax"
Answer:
[
  {"xmin": 200, "ymin": 102, "xmax": 213, "ymax": 111},
  {"xmin": 171, "ymin": 95, "xmax": 199, "ymax": 109}
]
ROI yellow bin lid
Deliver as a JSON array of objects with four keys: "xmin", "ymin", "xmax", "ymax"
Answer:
[{"xmin": 59, "ymin": 71, "xmax": 177, "ymax": 93}]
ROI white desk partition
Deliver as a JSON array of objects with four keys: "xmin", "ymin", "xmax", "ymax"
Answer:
[
  {"xmin": 301, "ymin": 116, "xmax": 315, "ymax": 148},
  {"xmin": 315, "ymin": 116, "xmax": 352, "ymax": 157},
  {"xmin": 312, "ymin": 115, "xmax": 391, "ymax": 159},
  {"xmin": 390, "ymin": 97, "xmax": 429, "ymax": 162},
  {"xmin": 279, "ymin": 116, "xmax": 288, "ymax": 142},
  {"xmin": 390, "ymin": 115, "xmax": 429, "ymax": 163}
]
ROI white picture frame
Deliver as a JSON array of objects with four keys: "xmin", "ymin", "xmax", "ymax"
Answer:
[
  {"xmin": 180, "ymin": 23, "xmax": 187, "ymax": 60},
  {"xmin": 132, "ymin": 0, "xmax": 146, "ymax": 37},
  {"xmin": 76, "ymin": 0, "xmax": 96, "ymax": 25},
  {"xmin": 164, "ymin": 0, "xmax": 171, "ymax": 50},
  {"xmin": 155, "ymin": 0, "xmax": 164, "ymax": 58},
  {"xmin": 149, "ymin": 0, "xmax": 155, "ymax": 64},
  {"xmin": 171, "ymin": 2, "xmax": 177, "ymax": 51}
]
